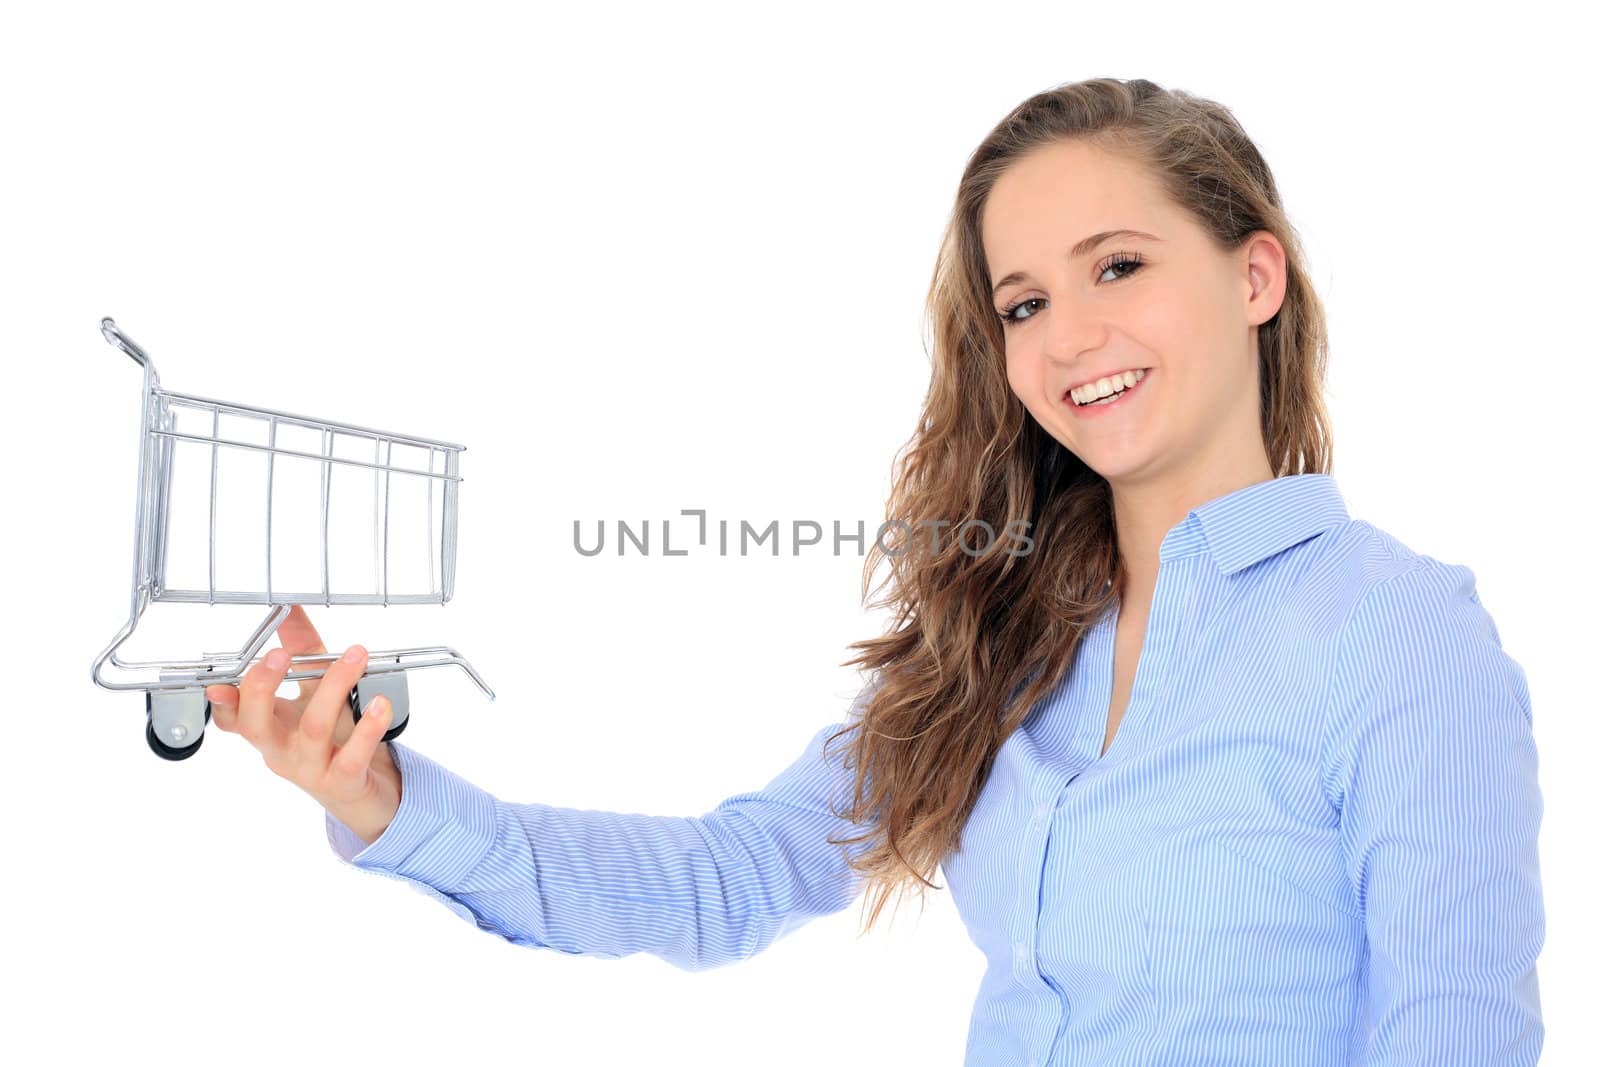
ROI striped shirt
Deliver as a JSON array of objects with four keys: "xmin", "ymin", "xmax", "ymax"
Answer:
[{"xmin": 327, "ymin": 472, "xmax": 1544, "ymax": 1065}]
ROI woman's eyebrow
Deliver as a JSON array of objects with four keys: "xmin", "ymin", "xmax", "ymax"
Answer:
[{"xmin": 990, "ymin": 229, "xmax": 1163, "ymax": 298}]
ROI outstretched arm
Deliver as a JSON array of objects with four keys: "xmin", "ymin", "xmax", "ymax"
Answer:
[{"xmin": 328, "ymin": 698, "xmax": 875, "ymax": 972}]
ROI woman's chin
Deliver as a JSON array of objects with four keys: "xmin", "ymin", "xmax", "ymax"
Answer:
[{"xmin": 1079, "ymin": 444, "xmax": 1162, "ymax": 485}]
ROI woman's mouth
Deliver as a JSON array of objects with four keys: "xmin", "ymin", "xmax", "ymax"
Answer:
[{"xmin": 1064, "ymin": 368, "xmax": 1151, "ymax": 418}]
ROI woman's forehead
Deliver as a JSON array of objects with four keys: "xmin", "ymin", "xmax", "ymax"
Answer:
[{"xmin": 981, "ymin": 145, "xmax": 1179, "ymax": 265}]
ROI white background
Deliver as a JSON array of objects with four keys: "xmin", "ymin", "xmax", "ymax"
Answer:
[{"xmin": 4, "ymin": 2, "xmax": 1592, "ymax": 1064}]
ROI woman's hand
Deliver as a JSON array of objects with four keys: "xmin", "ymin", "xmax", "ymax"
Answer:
[{"xmin": 203, "ymin": 604, "xmax": 402, "ymax": 845}]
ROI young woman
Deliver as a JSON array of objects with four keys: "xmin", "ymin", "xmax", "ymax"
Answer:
[{"xmin": 205, "ymin": 78, "xmax": 1544, "ymax": 1064}]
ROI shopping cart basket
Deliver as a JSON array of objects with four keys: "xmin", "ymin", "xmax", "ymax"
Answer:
[{"xmin": 90, "ymin": 317, "xmax": 495, "ymax": 761}]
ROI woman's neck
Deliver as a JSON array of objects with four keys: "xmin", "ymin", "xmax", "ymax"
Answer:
[{"xmin": 1110, "ymin": 459, "xmax": 1276, "ymax": 596}]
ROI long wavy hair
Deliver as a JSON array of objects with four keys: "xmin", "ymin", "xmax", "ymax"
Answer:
[{"xmin": 822, "ymin": 76, "xmax": 1335, "ymax": 935}]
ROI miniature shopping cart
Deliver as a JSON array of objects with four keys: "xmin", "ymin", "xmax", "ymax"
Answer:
[{"xmin": 90, "ymin": 317, "xmax": 495, "ymax": 761}]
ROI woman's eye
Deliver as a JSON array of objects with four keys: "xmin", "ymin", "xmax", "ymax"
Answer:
[
  {"xmin": 999, "ymin": 298, "xmax": 1043, "ymax": 326},
  {"xmin": 1097, "ymin": 252, "xmax": 1144, "ymax": 284},
  {"xmin": 996, "ymin": 252, "xmax": 1146, "ymax": 329}
]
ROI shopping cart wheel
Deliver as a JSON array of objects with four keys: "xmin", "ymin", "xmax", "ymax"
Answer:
[
  {"xmin": 348, "ymin": 670, "xmax": 410, "ymax": 744},
  {"xmin": 145, "ymin": 689, "xmax": 212, "ymax": 761}
]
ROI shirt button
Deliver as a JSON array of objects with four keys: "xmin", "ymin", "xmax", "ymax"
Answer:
[
  {"xmin": 1013, "ymin": 941, "xmax": 1028, "ymax": 965},
  {"xmin": 1031, "ymin": 801, "xmax": 1049, "ymax": 828}
]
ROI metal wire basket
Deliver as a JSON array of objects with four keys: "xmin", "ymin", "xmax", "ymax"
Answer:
[{"xmin": 90, "ymin": 317, "xmax": 495, "ymax": 760}]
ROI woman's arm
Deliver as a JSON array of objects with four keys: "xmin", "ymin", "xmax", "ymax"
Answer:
[
  {"xmin": 1320, "ymin": 558, "xmax": 1544, "ymax": 1065},
  {"xmin": 327, "ymin": 700, "xmax": 874, "ymax": 973}
]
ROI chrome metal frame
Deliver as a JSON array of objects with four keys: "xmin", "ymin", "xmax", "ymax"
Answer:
[{"xmin": 90, "ymin": 317, "xmax": 495, "ymax": 701}]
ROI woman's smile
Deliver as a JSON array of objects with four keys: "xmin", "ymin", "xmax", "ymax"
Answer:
[{"xmin": 1065, "ymin": 367, "xmax": 1153, "ymax": 419}]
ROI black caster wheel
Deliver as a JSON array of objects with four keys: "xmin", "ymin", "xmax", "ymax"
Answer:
[
  {"xmin": 349, "ymin": 670, "xmax": 410, "ymax": 744},
  {"xmin": 145, "ymin": 691, "xmax": 212, "ymax": 761}
]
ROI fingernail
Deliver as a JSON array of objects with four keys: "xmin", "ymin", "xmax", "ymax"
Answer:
[
  {"xmin": 265, "ymin": 649, "xmax": 288, "ymax": 670},
  {"xmin": 365, "ymin": 697, "xmax": 389, "ymax": 719},
  {"xmin": 342, "ymin": 645, "xmax": 364, "ymax": 664}
]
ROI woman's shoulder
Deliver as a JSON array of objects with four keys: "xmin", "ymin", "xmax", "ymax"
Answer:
[
  {"xmin": 1314, "ymin": 518, "xmax": 1532, "ymax": 768},
  {"xmin": 1276, "ymin": 516, "xmax": 1498, "ymax": 662},
  {"xmin": 1312, "ymin": 516, "xmax": 1483, "ymax": 610},
  {"xmin": 1306, "ymin": 517, "xmax": 1516, "ymax": 688}
]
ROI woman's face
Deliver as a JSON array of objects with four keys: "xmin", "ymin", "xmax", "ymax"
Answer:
[{"xmin": 981, "ymin": 139, "xmax": 1284, "ymax": 492}]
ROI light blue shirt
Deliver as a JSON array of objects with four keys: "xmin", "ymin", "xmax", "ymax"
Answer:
[{"xmin": 328, "ymin": 472, "xmax": 1544, "ymax": 1065}]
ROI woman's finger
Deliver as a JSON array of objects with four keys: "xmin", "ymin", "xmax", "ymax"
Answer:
[
  {"xmin": 328, "ymin": 694, "xmax": 390, "ymax": 799},
  {"xmin": 205, "ymin": 684, "xmax": 239, "ymax": 732},
  {"xmin": 298, "ymin": 644, "xmax": 368, "ymax": 769},
  {"xmin": 237, "ymin": 648, "xmax": 293, "ymax": 754},
  {"xmin": 276, "ymin": 605, "xmax": 330, "ymax": 704}
]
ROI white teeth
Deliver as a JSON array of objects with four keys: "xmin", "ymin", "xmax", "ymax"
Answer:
[{"xmin": 1072, "ymin": 368, "xmax": 1145, "ymax": 406}]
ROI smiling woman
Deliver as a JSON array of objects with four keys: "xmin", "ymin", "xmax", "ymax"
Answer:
[
  {"xmin": 317, "ymin": 76, "xmax": 1543, "ymax": 1066},
  {"xmin": 982, "ymin": 137, "xmax": 1294, "ymax": 509},
  {"xmin": 819, "ymin": 77, "xmax": 1541, "ymax": 1063}
]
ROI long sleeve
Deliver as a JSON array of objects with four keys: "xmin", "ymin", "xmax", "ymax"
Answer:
[
  {"xmin": 1319, "ymin": 558, "xmax": 1544, "ymax": 1065},
  {"xmin": 325, "ymin": 706, "xmax": 875, "ymax": 972}
]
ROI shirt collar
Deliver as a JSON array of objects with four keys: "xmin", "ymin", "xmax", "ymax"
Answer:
[{"xmin": 1158, "ymin": 473, "xmax": 1349, "ymax": 575}]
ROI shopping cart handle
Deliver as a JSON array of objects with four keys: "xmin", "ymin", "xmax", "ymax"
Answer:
[{"xmin": 101, "ymin": 317, "xmax": 153, "ymax": 368}]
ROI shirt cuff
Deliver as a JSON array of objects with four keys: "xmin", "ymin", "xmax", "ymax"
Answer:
[{"xmin": 323, "ymin": 740, "xmax": 500, "ymax": 890}]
